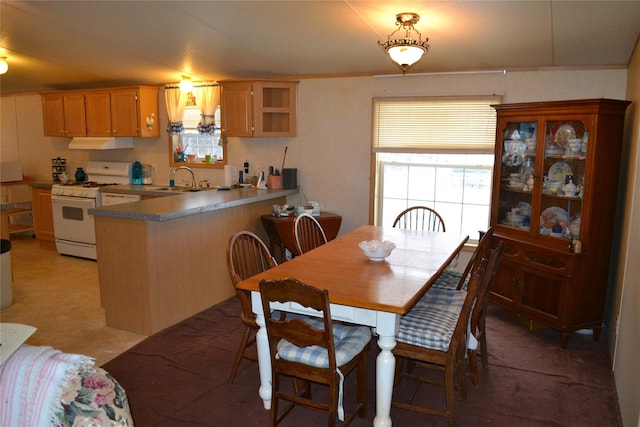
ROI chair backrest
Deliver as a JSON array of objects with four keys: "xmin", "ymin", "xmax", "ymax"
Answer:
[
  {"xmin": 456, "ymin": 227, "xmax": 495, "ymax": 290},
  {"xmin": 259, "ymin": 278, "xmax": 337, "ymax": 373},
  {"xmin": 227, "ymin": 231, "xmax": 277, "ymax": 325},
  {"xmin": 470, "ymin": 240, "xmax": 505, "ymax": 332},
  {"xmin": 392, "ymin": 206, "xmax": 446, "ymax": 232},
  {"xmin": 447, "ymin": 259, "xmax": 487, "ymax": 355},
  {"xmin": 294, "ymin": 213, "xmax": 328, "ymax": 255}
]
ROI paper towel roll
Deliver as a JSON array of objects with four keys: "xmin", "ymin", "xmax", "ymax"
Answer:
[{"xmin": 224, "ymin": 165, "xmax": 239, "ymax": 186}]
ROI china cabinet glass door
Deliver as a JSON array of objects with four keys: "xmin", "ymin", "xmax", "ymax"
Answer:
[
  {"xmin": 539, "ymin": 119, "xmax": 586, "ymax": 242},
  {"xmin": 496, "ymin": 121, "xmax": 536, "ymax": 233},
  {"xmin": 496, "ymin": 118, "xmax": 587, "ymax": 243}
]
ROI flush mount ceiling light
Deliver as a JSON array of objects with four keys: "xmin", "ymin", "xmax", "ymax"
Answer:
[
  {"xmin": 379, "ymin": 12, "xmax": 430, "ymax": 74},
  {"xmin": 0, "ymin": 57, "xmax": 8, "ymax": 75},
  {"xmin": 179, "ymin": 75, "xmax": 193, "ymax": 92}
]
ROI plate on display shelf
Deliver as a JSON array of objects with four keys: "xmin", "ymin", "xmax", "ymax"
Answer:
[
  {"xmin": 540, "ymin": 206, "xmax": 569, "ymax": 231},
  {"xmin": 547, "ymin": 162, "xmax": 573, "ymax": 182},
  {"xmin": 553, "ymin": 124, "xmax": 577, "ymax": 145}
]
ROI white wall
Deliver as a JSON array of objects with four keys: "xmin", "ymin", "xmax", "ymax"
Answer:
[{"xmin": 613, "ymin": 41, "xmax": 640, "ymax": 427}]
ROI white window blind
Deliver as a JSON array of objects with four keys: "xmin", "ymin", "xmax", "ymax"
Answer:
[{"xmin": 373, "ymin": 97, "xmax": 500, "ymax": 153}]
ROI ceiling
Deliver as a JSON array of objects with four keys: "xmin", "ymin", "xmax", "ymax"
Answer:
[{"xmin": 1, "ymin": 1, "xmax": 639, "ymax": 96}]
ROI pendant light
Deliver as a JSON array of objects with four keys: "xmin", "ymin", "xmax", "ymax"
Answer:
[{"xmin": 379, "ymin": 13, "xmax": 430, "ymax": 74}]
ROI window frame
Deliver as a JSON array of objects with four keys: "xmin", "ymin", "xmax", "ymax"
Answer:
[
  {"xmin": 370, "ymin": 96, "xmax": 502, "ymax": 240},
  {"xmin": 168, "ymin": 98, "xmax": 226, "ymax": 169}
]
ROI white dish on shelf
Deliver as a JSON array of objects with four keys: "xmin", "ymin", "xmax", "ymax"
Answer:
[
  {"xmin": 540, "ymin": 206, "xmax": 569, "ymax": 230},
  {"xmin": 547, "ymin": 162, "xmax": 573, "ymax": 182},
  {"xmin": 554, "ymin": 124, "xmax": 577, "ymax": 145}
]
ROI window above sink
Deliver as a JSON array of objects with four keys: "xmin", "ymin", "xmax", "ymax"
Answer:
[{"xmin": 168, "ymin": 87, "xmax": 226, "ymax": 169}]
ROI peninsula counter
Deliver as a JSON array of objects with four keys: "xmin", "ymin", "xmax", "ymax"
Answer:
[{"xmin": 90, "ymin": 187, "xmax": 298, "ymax": 335}]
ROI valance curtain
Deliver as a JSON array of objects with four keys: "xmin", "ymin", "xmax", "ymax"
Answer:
[
  {"xmin": 193, "ymin": 83, "xmax": 220, "ymax": 134},
  {"xmin": 164, "ymin": 85, "xmax": 189, "ymax": 135}
]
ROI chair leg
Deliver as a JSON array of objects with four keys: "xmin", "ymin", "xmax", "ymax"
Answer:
[
  {"xmin": 444, "ymin": 365, "xmax": 457, "ymax": 427},
  {"xmin": 468, "ymin": 349, "xmax": 479, "ymax": 389},
  {"xmin": 228, "ymin": 325, "xmax": 253, "ymax": 384},
  {"xmin": 270, "ymin": 374, "xmax": 280, "ymax": 427},
  {"xmin": 357, "ymin": 352, "xmax": 368, "ymax": 417},
  {"xmin": 328, "ymin": 376, "xmax": 338, "ymax": 427},
  {"xmin": 479, "ymin": 329, "xmax": 489, "ymax": 368}
]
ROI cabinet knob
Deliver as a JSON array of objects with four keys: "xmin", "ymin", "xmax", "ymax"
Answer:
[{"xmin": 513, "ymin": 278, "xmax": 521, "ymax": 291}]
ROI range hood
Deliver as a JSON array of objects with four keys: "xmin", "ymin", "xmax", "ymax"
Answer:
[{"xmin": 68, "ymin": 137, "xmax": 133, "ymax": 150}]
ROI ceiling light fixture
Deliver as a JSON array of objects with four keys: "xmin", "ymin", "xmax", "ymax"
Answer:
[
  {"xmin": 0, "ymin": 57, "xmax": 8, "ymax": 75},
  {"xmin": 179, "ymin": 76, "xmax": 193, "ymax": 92},
  {"xmin": 379, "ymin": 12, "xmax": 430, "ymax": 74}
]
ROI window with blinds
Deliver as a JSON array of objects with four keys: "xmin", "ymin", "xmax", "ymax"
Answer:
[
  {"xmin": 373, "ymin": 97, "xmax": 499, "ymax": 153},
  {"xmin": 372, "ymin": 97, "xmax": 500, "ymax": 240}
]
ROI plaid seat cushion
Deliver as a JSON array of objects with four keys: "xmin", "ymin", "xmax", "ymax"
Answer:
[
  {"xmin": 276, "ymin": 319, "xmax": 371, "ymax": 368},
  {"xmin": 397, "ymin": 303, "xmax": 463, "ymax": 351},
  {"xmin": 417, "ymin": 287, "xmax": 466, "ymax": 311},
  {"xmin": 430, "ymin": 269, "xmax": 464, "ymax": 290}
]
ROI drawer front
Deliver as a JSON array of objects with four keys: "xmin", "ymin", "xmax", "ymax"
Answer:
[{"xmin": 523, "ymin": 248, "xmax": 570, "ymax": 273}]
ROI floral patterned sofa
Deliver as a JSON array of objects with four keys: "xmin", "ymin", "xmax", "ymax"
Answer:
[{"xmin": 0, "ymin": 345, "xmax": 134, "ymax": 426}]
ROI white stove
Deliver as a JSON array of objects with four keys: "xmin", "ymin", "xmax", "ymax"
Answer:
[
  {"xmin": 51, "ymin": 161, "xmax": 132, "ymax": 260},
  {"xmin": 51, "ymin": 161, "xmax": 132, "ymax": 205}
]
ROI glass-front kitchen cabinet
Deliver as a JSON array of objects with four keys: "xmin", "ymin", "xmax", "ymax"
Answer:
[
  {"xmin": 219, "ymin": 80, "xmax": 298, "ymax": 137},
  {"xmin": 489, "ymin": 98, "xmax": 630, "ymax": 347}
]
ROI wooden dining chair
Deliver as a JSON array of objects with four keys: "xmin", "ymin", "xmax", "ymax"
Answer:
[
  {"xmin": 392, "ymin": 206, "xmax": 446, "ymax": 232},
  {"xmin": 294, "ymin": 213, "xmax": 328, "ymax": 255},
  {"xmin": 430, "ymin": 227, "xmax": 495, "ymax": 292},
  {"xmin": 467, "ymin": 241, "xmax": 505, "ymax": 388},
  {"xmin": 226, "ymin": 231, "xmax": 279, "ymax": 384},
  {"xmin": 392, "ymin": 257, "xmax": 490, "ymax": 426},
  {"xmin": 258, "ymin": 278, "xmax": 371, "ymax": 427},
  {"xmin": 416, "ymin": 238, "xmax": 505, "ymax": 389}
]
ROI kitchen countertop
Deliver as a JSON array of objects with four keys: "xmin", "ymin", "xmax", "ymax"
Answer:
[
  {"xmin": 29, "ymin": 181, "xmax": 54, "ymax": 189},
  {"xmin": 91, "ymin": 185, "xmax": 298, "ymax": 222}
]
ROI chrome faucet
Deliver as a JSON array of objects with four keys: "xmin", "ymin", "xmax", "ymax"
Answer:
[{"xmin": 171, "ymin": 166, "xmax": 196, "ymax": 187}]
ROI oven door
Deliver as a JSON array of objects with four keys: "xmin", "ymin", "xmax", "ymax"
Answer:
[{"xmin": 51, "ymin": 195, "xmax": 97, "ymax": 244}]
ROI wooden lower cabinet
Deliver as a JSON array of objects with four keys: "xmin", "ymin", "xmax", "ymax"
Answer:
[
  {"xmin": 31, "ymin": 187, "xmax": 55, "ymax": 247},
  {"xmin": 490, "ymin": 236, "xmax": 593, "ymax": 348}
]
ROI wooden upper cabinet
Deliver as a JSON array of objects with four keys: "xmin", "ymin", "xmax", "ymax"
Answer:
[
  {"xmin": 42, "ymin": 93, "xmax": 86, "ymax": 137},
  {"xmin": 42, "ymin": 86, "xmax": 159, "ymax": 138},
  {"xmin": 42, "ymin": 94, "xmax": 66, "ymax": 136},
  {"xmin": 220, "ymin": 81, "xmax": 253, "ymax": 137},
  {"xmin": 85, "ymin": 91, "xmax": 112, "ymax": 136},
  {"xmin": 111, "ymin": 88, "xmax": 142, "ymax": 137},
  {"xmin": 220, "ymin": 80, "xmax": 298, "ymax": 137},
  {"xmin": 61, "ymin": 93, "xmax": 87, "ymax": 136}
]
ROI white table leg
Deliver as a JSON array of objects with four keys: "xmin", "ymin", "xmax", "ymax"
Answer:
[
  {"xmin": 373, "ymin": 312, "xmax": 399, "ymax": 427},
  {"xmin": 252, "ymin": 292, "xmax": 272, "ymax": 410}
]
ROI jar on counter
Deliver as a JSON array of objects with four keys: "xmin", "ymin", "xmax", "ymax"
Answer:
[{"xmin": 75, "ymin": 167, "xmax": 87, "ymax": 182}]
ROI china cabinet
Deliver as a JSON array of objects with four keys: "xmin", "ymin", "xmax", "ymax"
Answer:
[
  {"xmin": 489, "ymin": 98, "xmax": 630, "ymax": 347},
  {"xmin": 42, "ymin": 86, "xmax": 159, "ymax": 138},
  {"xmin": 220, "ymin": 80, "xmax": 298, "ymax": 137}
]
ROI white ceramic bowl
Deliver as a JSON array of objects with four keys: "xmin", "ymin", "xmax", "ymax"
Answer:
[{"xmin": 359, "ymin": 240, "xmax": 396, "ymax": 261}]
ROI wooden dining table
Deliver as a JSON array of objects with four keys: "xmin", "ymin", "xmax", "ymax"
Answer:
[{"xmin": 237, "ymin": 225, "xmax": 468, "ymax": 427}]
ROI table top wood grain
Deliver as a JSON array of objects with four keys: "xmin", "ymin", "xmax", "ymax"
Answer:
[{"xmin": 238, "ymin": 225, "xmax": 468, "ymax": 315}]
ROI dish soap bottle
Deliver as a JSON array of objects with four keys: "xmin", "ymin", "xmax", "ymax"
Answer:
[{"xmin": 131, "ymin": 161, "xmax": 143, "ymax": 185}]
